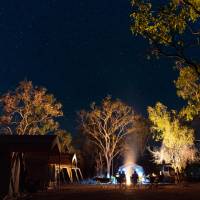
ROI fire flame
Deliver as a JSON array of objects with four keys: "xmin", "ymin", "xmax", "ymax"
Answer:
[{"xmin": 125, "ymin": 166, "xmax": 132, "ymax": 186}]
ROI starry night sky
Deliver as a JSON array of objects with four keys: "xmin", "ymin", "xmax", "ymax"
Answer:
[{"xmin": 0, "ymin": 0, "xmax": 184, "ymax": 133}]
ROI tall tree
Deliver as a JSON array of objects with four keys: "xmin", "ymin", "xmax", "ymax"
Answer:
[
  {"xmin": 79, "ymin": 96, "xmax": 139, "ymax": 178},
  {"xmin": 130, "ymin": 0, "xmax": 200, "ymax": 73},
  {"xmin": 0, "ymin": 80, "xmax": 63, "ymax": 135},
  {"xmin": 148, "ymin": 102, "xmax": 196, "ymax": 173}
]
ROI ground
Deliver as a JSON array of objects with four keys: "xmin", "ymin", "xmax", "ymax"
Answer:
[{"xmin": 27, "ymin": 184, "xmax": 200, "ymax": 200}]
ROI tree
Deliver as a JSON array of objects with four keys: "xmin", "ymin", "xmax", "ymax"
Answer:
[
  {"xmin": 130, "ymin": 0, "xmax": 200, "ymax": 73},
  {"xmin": 0, "ymin": 80, "xmax": 63, "ymax": 135},
  {"xmin": 78, "ymin": 96, "xmax": 139, "ymax": 178},
  {"xmin": 55, "ymin": 129, "xmax": 74, "ymax": 153},
  {"xmin": 95, "ymin": 151, "xmax": 105, "ymax": 177},
  {"xmin": 175, "ymin": 66, "xmax": 200, "ymax": 120},
  {"xmin": 148, "ymin": 102, "xmax": 196, "ymax": 173},
  {"xmin": 130, "ymin": 0, "xmax": 199, "ymax": 178}
]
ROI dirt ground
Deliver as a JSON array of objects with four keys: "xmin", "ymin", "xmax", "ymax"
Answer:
[{"xmin": 28, "ymin": 184, "xmax": 200, "ymax": 200}]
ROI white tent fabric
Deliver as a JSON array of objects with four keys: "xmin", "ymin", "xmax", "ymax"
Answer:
[{"xmin": 118, "ymin": 163, "xmax": 145, "ymax": 177}]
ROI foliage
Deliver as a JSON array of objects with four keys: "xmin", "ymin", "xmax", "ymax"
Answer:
[
  {"xmin": 152, "ymin": 144, "xmax": 196, "ymax": 172},
  {"xmin": 175, "ymin": 66, "xmax": 200, "ymax": 120},
  {"xmin": 0, "ymin": 80, "xmax": 63, "ymax": 135},
  {"xmin": 131, "ymin": 0, "xmax": 200, "ymax": 120},
  {"xmin": 55, "ymin": 129, "xmax": 74, "ymax": 153},
  {"xmin": 79, "ymin": 96, "xmax": 140, "ymax": 177},
  {"xmin": 148, "ymin": 102, "xmax": 196, "ymax": 171},
  {"xmin": 130, "ymin": 0, "xmax": 200, "ymax": 72}
]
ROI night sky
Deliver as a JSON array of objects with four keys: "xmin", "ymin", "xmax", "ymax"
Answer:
[{"xmin": 0, "ymin": 0, "xmax": 183, "ymax": 134}]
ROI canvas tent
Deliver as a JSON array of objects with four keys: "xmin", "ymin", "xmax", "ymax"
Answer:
[
  {"xmin": 0, "ymin": 135, "xmax": 61, "ymax": 199},
  {"xmin": 48, "ymin": 153, "xmax": 83, "ymax": 185},
  {"xmin": 118, "ymin": 163, "xmax": 145, "ymax": 177},
  {"xmin": 118, "ymin": 163, "xmax": 145, "ymax": 183}
]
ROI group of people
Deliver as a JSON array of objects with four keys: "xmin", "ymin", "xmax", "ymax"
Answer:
[
  {"xmin": 116, "ymin": 170, "xmax": 165, "ymax": 188},
  {"xmin": 117, "ymin": 170, "xmax": 139, "ymax": 188}
]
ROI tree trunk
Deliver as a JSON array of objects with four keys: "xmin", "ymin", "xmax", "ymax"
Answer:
[
  {"xmin": 106, "ymin": 157, "xmax": 111, "ymax": 178},
  {"xmin": 99, "ymin": 153, "xmax": 103, "ymax": 177}
]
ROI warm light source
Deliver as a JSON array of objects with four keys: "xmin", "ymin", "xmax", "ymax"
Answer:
[
  {"xmin": 123, "ymin": 148, "xmax": 135, "ymax": 186},
  {"xmin": 125, "ymin": 166, "xmax": 132, "ymax": 186}
]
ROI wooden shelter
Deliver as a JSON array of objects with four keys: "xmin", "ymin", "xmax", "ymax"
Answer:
[
  {"xmin": 0, "ymin": 135, "xmax": 61, "ymax": 198},
  {"xmin": 48, "ymin": 153, "xmax": 83, "ymax": 185},
  {"xmin": 0, "ymin": 135, "xmax": 83, "ymax": 199}
]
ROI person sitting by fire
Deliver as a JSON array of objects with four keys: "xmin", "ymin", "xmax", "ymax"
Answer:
[{"xmin": 131, "ymin": 170, "xmax": 139, "ymax": 188}]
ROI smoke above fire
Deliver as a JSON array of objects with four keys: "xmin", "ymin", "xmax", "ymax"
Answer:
[{"xmin": 123, "ymin": 133, "xmax": 141, "ymax": 185}]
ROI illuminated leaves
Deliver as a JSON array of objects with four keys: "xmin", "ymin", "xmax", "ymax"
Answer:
[
  {"xmin": 0, "ymin": 80, "xmax": 63, "ymax": 135},
  {"xmin": 175, "ymin": 66, "xmax": 200, "ymax": 120},
  {"xmin": 130, "ymin": 0, "xmax": 200, "ymax": 172},
  {"xmin": 130, "ymin": 0, "xmax": 200, "ymax": 70},
  {"xmin": 148, "ymin": 102, "xmax": 194, "ymax": 147},
  {"xmin": 152, "ymin": 144, "xmax": 196, "ymax": 172},
  {"xmin": 55, "ymin": 129, "xmax": 74, "ymax": 153},
  {"xmin": 131, "ymin": 0, "xmax": 200, "ymax": 45},
  {"xmin": 148, "ymin": 102, "xmax": 196, "ymax": 171}
]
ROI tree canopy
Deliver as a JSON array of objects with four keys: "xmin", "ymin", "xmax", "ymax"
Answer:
[
  {"xmin": 0, "ymin": 80, "xmax": 63, "ymax": 135},
  {"xmin": 131, "ymin": 0, "xmax": 200, "ymax": 72},
  {"xmin": 175, "ymin": 66, "xmax": 200, "ymax": 120}
]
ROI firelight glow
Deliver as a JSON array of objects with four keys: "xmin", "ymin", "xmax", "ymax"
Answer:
[
  {"xmin": 126, "ymin": 166, "xmax": 132, "ymax": 186},
  {"xmin": 124, "ymin": 149, "xmax": 135, "ymax": 186}
]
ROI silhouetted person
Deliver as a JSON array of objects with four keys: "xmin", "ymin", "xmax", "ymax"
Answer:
[
  {"xmin": 131, "ymin": 171, "xmax": 139, "ymax": 188},
  {"xmin": 118, "ymin": 171, "xmax": 126, "ymax": 189}
]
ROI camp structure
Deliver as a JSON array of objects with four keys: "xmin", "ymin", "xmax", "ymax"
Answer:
[
  {"xmin": 48, "ymin": 153, "xmax": 83, "ymax": 186},
  {"xmin": 118, "ymin": 163, "xmax": 146, "ymax": 183},
  {"xmin": 0, "ymin": 135, "xmax": 83, "ymax": 199},
  {"xmin": 118, "ymin": 163, "xmax": 145, "ymax": 177},
  {"xmin": 0, "ymin": 135, "xmax": 61, "ymax": 198}
]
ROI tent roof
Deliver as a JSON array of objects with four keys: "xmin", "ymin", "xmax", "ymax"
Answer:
[
  {"xmin": 0, "ymin": 135, "xmax": 61, "ymax": 154},
  {"xmin": 118, "ymin": 163, "xmax": 143, "ymax": 171}
]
